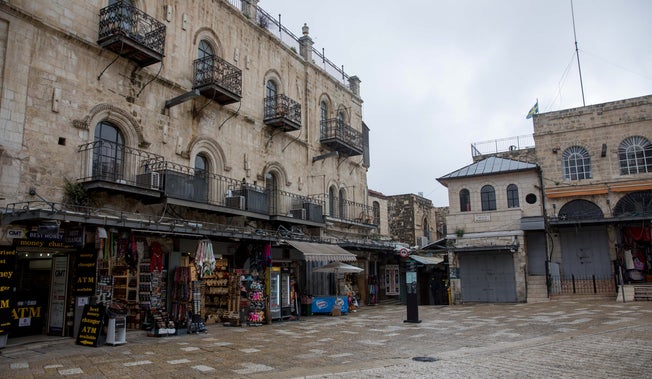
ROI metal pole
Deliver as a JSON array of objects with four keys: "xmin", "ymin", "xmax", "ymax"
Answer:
[{"xmin": 570, "ymin": 0, "xmax": 586, "ymax": 106}]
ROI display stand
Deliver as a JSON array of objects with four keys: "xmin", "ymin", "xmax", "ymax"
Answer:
[
  {"xmin": 203, "ymin": 259, "xmax": 229, "ymax": 323},
  {"xmin": 188, "ymin": 280, "xmax": 207, "ymax": 333},
  {"xmin": 105, "ymin": 316, "xmax": 127, "ymax": 345},
  {"xmin": 246, "ymin": 278, "xmax": 266, "ymax": 326}
]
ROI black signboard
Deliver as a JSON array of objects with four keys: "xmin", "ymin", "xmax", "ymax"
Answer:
[
  {"xmin": 75, "ymin": 249, "xmax": 97, "ymax": 296},
  {"xmin": 0, "ymin": 246, "xmax": 17, "ymax": 335},
  {"xmin": 76, "ymin": 304, "xmax": 105, "ymax": 347}
]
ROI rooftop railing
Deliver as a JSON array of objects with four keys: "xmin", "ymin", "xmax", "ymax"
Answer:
[
  {"xmin": 224, "ymin": 0, "xmax": 350, "ymax": 86},
  {"xmin": 471, "ymin": 134, "xmax": 535, "ymax": 157}
]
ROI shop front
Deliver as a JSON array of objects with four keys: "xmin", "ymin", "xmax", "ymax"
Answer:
[{"xmin": 0, "ymin": 225, "xmax": 84, "ymax": 341}]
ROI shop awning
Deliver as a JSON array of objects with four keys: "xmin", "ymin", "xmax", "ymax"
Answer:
[
  {"xmin": 410, "ymin": 255, "xmax": 444, "ymax": 265},
  {"xmin": 286, "ymin": 241, "xmax": 357, "ymax": 262}
]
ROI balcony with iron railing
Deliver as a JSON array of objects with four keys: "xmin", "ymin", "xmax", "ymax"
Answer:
[
  {"xmin": 193, "ymin": 55, "xmax": 242, "ymax": 105},
  {"xmin": 312, "ymin": 194, "xmax": 375, "ymax": 226},
  {"xmin": 320, "ymin": 119, "xmax": 363, "ymax": 157},
  {"xmin": 97, "ymin": 0, "xmax": 166, "ymax": 67},
  {"xmin": 264, "ymin": 94, "xmax": 301, "ymax": 131},
  {"xmin": 77, "ymin": 142, "xmax": 330, "ymax": 223}
]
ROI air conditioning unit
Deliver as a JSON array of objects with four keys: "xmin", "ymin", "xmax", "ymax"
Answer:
[
  {"xmin": 136, "ymin": 172, "xmax": 160, "ymax": 189},
  {"xmin": 290, "ymin": 208, "xmax": 306, "ymax": 220},
  {"xmin": 417, "ymin": 236, "xmax": 430, "ymax": 247},
  {"xmin": 225, "ymin": 195, "xmax": 245, "ymax": 210}
]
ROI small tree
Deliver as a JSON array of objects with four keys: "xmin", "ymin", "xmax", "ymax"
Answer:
[{"xmin": 63, "ymin": 178, "xmax": 91, "ymax": 208}]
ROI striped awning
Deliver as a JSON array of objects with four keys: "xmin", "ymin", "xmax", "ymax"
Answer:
[{"xmin": 286, "ymin": 241, "xmax": 357, "ymax": 262}]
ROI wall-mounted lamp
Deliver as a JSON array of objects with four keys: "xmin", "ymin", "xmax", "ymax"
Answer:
[{"xmin": 552, "ymin": 147, "xmax": 560, "ymax": 154}]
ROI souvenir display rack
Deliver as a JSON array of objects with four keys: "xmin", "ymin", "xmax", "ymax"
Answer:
[
  {"xmin": 172, "ymin": 266, "xmax": 190, "ymax": 328},
  {"xmin": 203, "ymin": 258, "xmax": 229, "ymax": 323},
  {"xmin": 246, "ymin": 277, "xmax": 266, "ymax": 326}
]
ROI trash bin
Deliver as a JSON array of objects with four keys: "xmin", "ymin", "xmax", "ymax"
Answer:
[{"xmin": 301, "ymin": 295, "xmax": 313, "ymax": 316}]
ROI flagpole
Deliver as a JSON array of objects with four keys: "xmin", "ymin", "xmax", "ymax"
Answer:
[{"xmin": 570, "ymin": 0, "xmax": 586, "ymax": 106}]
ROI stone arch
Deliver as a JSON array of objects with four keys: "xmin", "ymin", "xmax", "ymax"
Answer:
[
  {"xmin": 263, "ymin": 69, "xmax": 284, "ymax": 93},
  {"xmin": 336, "ymin": 104, "xmax": 350, "ymax": 123},
  {"xmin": 193, "ymin": 27, "xmax": 224, "ymax": 57},
  {"xmin": 186, "ymin": 136, "xmax": 227, "ymax": 173},
  {"xmin": 613, "ymin": 190, "xmax": 652, "ymax": 217},
  {"xmin": 557, "ymin": 199, "xmax": 604, "ymax": 221},
  {"xmin": 261, "ymin": 161, "xmax": 291, "ymax": 187},
  {"xmin": 73, "ymin": 103, "xmax": 148, "ymax": 148},
  {"xmin": 318, "ymin": 93, "xmax": 333, "ymax": 116}
]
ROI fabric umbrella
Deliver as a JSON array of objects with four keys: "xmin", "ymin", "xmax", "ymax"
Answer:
[
  {"xmin": 313, "ymin": 261, "xmax": 364, "ymax": 274},
  {"xmin": 314, "ymin": 262, "xmax": 363, "ymax": 295}
]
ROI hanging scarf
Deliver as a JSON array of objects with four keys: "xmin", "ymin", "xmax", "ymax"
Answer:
[{"xmin": 194, "ymin": 239, "xmax": 216, "ymax": 278}]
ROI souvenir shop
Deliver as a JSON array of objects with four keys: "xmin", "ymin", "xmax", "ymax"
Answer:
[{"xmin": 620, "ymin": 225, "xmax": 652, "ymax": 283}]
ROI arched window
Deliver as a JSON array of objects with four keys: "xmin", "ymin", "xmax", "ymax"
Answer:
[
  {"xmin": 196, "ymin": 40, "xmax": 214, "ymax": 83},
  {"xmin": 194, "ymin": 154, "xmax": 208, "ymax": 176},
  {"xmin": 562, "ymin": 146, "xmax": 592, "ymax": 180},
  {"xmin": 265, "ymin": 172, "xmax": 279, "ymax": 215},
  {"xmin": 265, "ymin": 80, "xmax": 278, "ymax": 119},
  {"xmin": 619, "ymin": 136, "xmax": 652, "ymax": 175},
  {"xmin": 481, "ymin": 185, "xmax": 496, "ymax": 211},
  {"xmin": 320, "ymin": 101, "xmax": 328, "ymax": 136},
  {"xmin": 198, "ymin": 40, "xmax": 213, "ymax": 59},
  {"xmin": 339, "ymin": 188, "xmax": 346, "ymax": 219},
  {"xmin": 93, "ymin": 121, "xmax": 124, "ymax": 181},
  {"xmin": 459, "ymin": 189, "xmax": 471, "ymax": 212},
  {"xmin": 266, "ymin": 79, "xmax": 277, "ymax": 104},
  {"xmin": 507, "ymin": 184, "xmax": 519, "ymax": 208},
  {"xmin": 193, "ymin": 154, "xmax": 209, "ymax": 201},
  {"xmin": 373, "ymin": 201, "xmax": 380, "ymax": 225},
  {"xmin": 328, "ymin": 186, "xmax": 336, "ymax": 217},
  {"xmin": 337, "ymin": 110, "xmax": 345, "ymax": 126}
]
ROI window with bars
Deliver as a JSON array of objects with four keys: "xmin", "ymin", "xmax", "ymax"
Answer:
[
  {"xmin": 481, "ymin": 185, "xmax": 496, "ymax": 211},
  {"xmin": 507, "ymin": 184, "xmax": 519, "ymax": 208},
  {"xmin": 562, "ymin": 146, "xmax": 592, "ymax": 180},
  {"xmin": 459, "ymin": 188, "xmax": 471, "ymax": 212},
  {"xmin": 618, "ymin": 136, "xmax": 652, "ymax": 175}
]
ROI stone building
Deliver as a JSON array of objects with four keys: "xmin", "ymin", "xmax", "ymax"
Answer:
[
  {"xmin": 0, "ymin": 0, "xmax": 396, "ymax": 338},
  {"xmin": 533, "ymin": 94, "xmax": 652, "ymax": 301},
  {"xmin": 438, "ymin": 157, "xmax": 543, "ymax": 303},
  {"xmin": 438, "ymin": 94, "xmax": 651, "ymax": 304},
  {"xmin": 387, "ymin": 193, "xmax": 437, "ymax": 248}
]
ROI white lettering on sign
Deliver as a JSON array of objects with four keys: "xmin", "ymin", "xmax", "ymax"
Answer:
[{"xmin": 474, "ymin": 214, "xmax": 491, "ymax": 222}]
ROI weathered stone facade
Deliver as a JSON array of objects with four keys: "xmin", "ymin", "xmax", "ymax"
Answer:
[
  {"xmin": 533, "ymin": 95, "xmax": 652, "ymax": 301},
  {"xmin": 0, "ymin": 0, "xmax": 380, "ymax": 243},
  {"xmin": 386, "ymin": 193, "xmax": 437, "ymax": 247},
  {"xmin": 438, "ymin": 160, "xmax": 542, "ymax": 303}
]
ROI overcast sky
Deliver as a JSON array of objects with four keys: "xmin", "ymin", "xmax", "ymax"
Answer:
[{"xmin": 260, "ymin": 0, "xmax": 652, "ymax": 206}]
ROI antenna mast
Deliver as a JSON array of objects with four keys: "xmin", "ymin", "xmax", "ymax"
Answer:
[{"xmin": 571, "ymin": 0, "xmax": 586, "ymax": 106}]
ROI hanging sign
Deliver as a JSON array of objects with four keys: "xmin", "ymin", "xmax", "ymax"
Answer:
[
  {"xmin": 75, "ymin": 249, "xmax": 97, "ymax": 296},
  {"xmin": 0, "ymin": 246, "xmax": 17, "ymax": 335},
  {"xmin": 76, "ymin": 304, "xmax": 105, "ymax": 347}
]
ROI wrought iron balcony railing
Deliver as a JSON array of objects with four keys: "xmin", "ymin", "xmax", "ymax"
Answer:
[
  {"xmin": 193, "ymin": 55, "xmax": 242, "ymax": 105},
  {"xmin": 97, "ymin": 1, "xmax": 166, "ymax": 67},
  {"xmin": 320, "ymin": 119, "xmax": 363, "ymax": 157},
  {"xmin": 263, "ymin": 94, "xmax": 301, "ymax": 131},
  {"xmin": 312, "ymin": 194, "xmax": 374, "ymax": 225},
  {"xmin": 78, "ymin": 141, "xmax": 164, "ymax": 187},
  {"xmin": 76, "ymin": 142, "xmax": 327, "ymax": 222}
]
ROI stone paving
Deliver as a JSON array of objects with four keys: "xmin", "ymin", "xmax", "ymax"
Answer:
[{"xmin": 1, "ymin": 299, "xmax": 651, "ymax": 378}]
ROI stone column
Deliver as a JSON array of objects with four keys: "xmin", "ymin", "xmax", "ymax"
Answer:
[
  {"xmin": 348, "ymin": 75, "xmax": 361, "ymax": 96},
  {"xmin": 241, "ymin": 0, "xmax": 259, "ymax": 20},
  {"xmin": 299, "ymin": 23, "xmax": 313, "ymax": 62}
]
